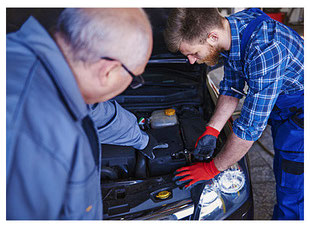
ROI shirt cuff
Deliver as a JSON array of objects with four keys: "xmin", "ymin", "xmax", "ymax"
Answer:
[
  {"xmin": 133, "ymin": 131, "xmax": 149, "ymax": 150},
  {"xmin": 232, "ymin": 119, "xmax": 264, "ymax": 141},
  {"xmin": 219, "ymin": 89, "xmax": 243, "ymax": 99}
]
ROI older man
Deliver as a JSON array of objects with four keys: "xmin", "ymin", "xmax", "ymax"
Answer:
[
  {"xmin": 7, "ymin": 8, "xmax": 153, "ymax": 219},
  {"xmin": 165, "ymin": 8, "xmax": 304, "ymax": 220}
]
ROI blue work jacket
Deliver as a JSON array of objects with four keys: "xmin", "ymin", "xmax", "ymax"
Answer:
[{"xmin": 6, "ymin": 17, "xmax": 148, "ymax": 220}]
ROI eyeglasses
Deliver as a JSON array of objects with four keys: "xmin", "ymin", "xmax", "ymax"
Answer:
[{"xmin": 101, "ymin": 57, "xmax": 145, "ymax": 89}]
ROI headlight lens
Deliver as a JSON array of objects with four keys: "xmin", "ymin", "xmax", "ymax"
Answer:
[
  {"xmin": 218, "ymin": 164, "xmax": 245, "ymax": 194},
  {"xmin": 198, "ymin": 162, "xmax": 249, "ymax": 220}
]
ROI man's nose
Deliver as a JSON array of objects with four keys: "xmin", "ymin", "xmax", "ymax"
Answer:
[{"xmin": 187, "ymin": 55, "xmax": 197, "ymax": 64}]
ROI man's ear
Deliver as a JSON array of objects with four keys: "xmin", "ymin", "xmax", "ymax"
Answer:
[
  {"xmin": 206, "ymin": 32, "xmax": 219, "ymax": 46},
  {"xmin": 97, "ymin": 59, "xmax": 121, "ymax": 86}
]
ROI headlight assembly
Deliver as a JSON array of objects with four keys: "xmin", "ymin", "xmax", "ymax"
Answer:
[
  {"xmin": 197, "ymin": 162, "xmax": 249, "ymax": 220},
  {"xmin": 218, "ymin": 164, "xmax": 245, "ymax": 194}
]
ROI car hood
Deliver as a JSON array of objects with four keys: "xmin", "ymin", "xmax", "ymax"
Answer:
[{"xmin": 144, "ymin": 8, "xmax": 186, "ymax": 60}]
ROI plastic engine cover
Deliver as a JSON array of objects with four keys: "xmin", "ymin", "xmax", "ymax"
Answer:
[
  {"xmin": 101, "ymin": 144, "xmax": 136, "ymax": 179},
  {"xmin": 147, "ymin": 125, "xmax": 186, "ymax": 176}
]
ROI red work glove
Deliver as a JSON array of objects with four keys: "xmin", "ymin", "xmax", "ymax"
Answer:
[
  {"xmin": 173, "ymin": 160, "xmax": 220, "ymax": 189},
  {"xmin": 193, "ymin": 126, "xmax": 220, "ymax": 161}
]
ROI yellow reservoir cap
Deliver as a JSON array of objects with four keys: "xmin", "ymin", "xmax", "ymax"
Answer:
[
  {"xmin": 165, "ymin": 108, "xmax": 175, "ymax": 116},
  {"xmin": 156, "ymin": 190, "xmax": 171, "ymax": 199}
]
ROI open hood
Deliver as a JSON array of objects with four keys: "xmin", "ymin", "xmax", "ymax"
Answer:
[{"xmin": 144, "ymin": 8, "xmax": 188, "ymax": 61}]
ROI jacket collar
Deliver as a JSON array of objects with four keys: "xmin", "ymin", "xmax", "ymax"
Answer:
[{"xmin": 17, "ymin": 16, "xmax": 89, "ymax": 121}]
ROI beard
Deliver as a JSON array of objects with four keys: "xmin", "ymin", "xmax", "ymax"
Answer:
[{"xmin": 197, "ymin": 45, "xmax": 222, "ymax": 66}]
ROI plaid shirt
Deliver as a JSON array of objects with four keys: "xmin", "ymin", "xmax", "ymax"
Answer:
[{"xmin": 219, "ymin": 9, "xmax": 304, "ymax": 141}]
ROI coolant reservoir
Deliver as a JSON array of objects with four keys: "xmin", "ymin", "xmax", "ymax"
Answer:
[{"xmin": 150, "ymin": 108, "xmax": 178, "ymax": 129}]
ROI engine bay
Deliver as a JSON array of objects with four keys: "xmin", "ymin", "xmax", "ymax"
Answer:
[
  {"xmin": 100, "ymin": 104, "xmax": 227, "ymax": 219},
  {"xmin": 101, "ymin": 105, "xmax": 211, "ymax": 181}
]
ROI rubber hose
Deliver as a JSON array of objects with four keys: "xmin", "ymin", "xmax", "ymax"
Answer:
[
  {"xmin": 135, "ymin": 152, "xmax": 147, "ymax": 178},
  {"xmin": 101, "ymin": 166, "xmax": 118, "ymax": 180}
]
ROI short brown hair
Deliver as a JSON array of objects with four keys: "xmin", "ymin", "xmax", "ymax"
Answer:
[{"xmin": 164, "ymin": 8, "xmax": 224, "ymax": 53}]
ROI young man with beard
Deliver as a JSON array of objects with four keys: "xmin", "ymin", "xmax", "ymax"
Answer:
[{"xmin": 164, "ymin": 8, "xmax": 304, "ymax": 220}]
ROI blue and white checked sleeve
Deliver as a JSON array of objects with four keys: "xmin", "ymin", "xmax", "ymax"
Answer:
[
  {"xmin": 219, "ymin": 61, "xmax": 245, "ymax": 99},
  {"xmin": 233, "ymin": 41, "xmax": 288, "ymax": 141}
]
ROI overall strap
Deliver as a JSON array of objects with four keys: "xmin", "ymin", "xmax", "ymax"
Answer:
[
  {"xmin": 240, "ymin": 9, "xmax": 271, "ymax": 62},
  {"xmin": 240, "ymin": 8, "xmax": 302, "ymax": 65}
]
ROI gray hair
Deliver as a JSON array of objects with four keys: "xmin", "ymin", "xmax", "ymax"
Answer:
[{"xmin": 57, "ymin": 8, "xmax": 151, "ymax": 69}]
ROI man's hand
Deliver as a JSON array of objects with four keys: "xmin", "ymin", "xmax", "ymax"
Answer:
[
  {"xmin": 139, "ymin": 133, "xmax": 158, "ymax": 159},
  {"xmin": 193, "ymin": 126, "xmax": 220, "ymax": 160},
  {"xmin": 173, "ymin": 160, "xmax": 220, "ymax": 189}
]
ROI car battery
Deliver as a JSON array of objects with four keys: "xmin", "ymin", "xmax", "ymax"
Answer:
[{"xmin": 178, "ymin": 108, "xmax": 207, "ymax": 151}]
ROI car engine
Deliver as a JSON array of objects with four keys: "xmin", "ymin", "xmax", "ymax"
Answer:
[
  {"xmin": 101, "ymin": 105, "xmax": 224, "ymax": 180},
  {"xmin": 100, "ymin": 105, "xmax": 227, "ymax": 219}
]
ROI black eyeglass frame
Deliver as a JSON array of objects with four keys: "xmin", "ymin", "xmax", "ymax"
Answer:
[{"xmin": 101, "ymin": 57, "xmax": 145, "ymax": 89}]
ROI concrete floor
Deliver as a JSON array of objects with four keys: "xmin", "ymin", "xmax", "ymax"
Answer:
[
  {"xmin": 248, "ymin": 126, "xmax": 276, "ymax": 220},
  {"xmin": 208, "ymin": 67, "xmax": 277, "ymax": 220}
]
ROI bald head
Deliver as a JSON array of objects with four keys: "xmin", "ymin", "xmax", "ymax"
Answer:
[{"xmin": 57, "ymin": 8, "xmax": 152, "ymax": 69}]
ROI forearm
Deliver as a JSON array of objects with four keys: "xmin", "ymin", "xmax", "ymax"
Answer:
[
  {"xmin": 208, "ymin": 95, "xmax": 239, "ymax": 131},
  {"xmin": 91, "ymin": 101, "xmax": 148, "ymax": 149},
  {"xmin": 214, "ymin": 131, "xmax": 254, "ymax": 171}
]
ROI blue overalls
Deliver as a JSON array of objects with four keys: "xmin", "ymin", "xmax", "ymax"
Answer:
[
  {"xmin": 269, "ymin": 91, "xmax": 304, "ymax": 220},
  {"xmin": 240, "ymin": 8, "xmax": 304, "ymax": 220}
]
